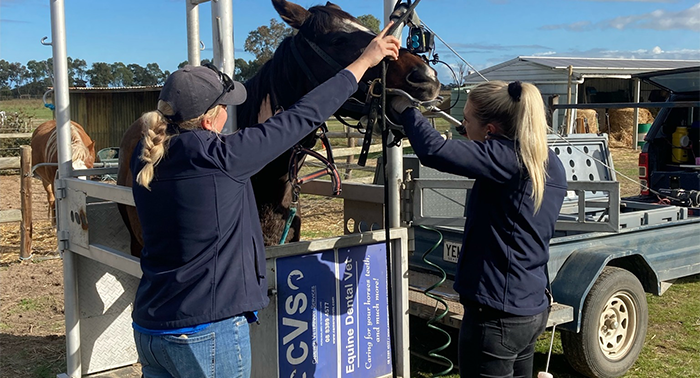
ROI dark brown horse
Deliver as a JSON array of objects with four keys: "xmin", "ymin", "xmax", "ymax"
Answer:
[
  {"xmin": 118, "ymin": 0, "xmax": 441, "ymax": 256},
  {"xmin": 31, "ymin": 120, "xmax": 96, "ymax": 226}
]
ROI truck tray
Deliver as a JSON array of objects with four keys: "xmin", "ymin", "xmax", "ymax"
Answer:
[{"xmin": 407, "ymin": 270, "xmax": 573, "ymax": 329}]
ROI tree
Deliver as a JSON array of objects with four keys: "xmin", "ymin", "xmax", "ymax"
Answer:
[
  {"xmin": 0, "ymin": 60, "xmax": 11, "ymax": 89},
  {"xmin": 234, "ymin": 58, "xmax": 261, "ymax": 82},
  {"xmin": 87, "ymin": 62, "xmax": 113, "ymax": 87},
  {"xmin": 455, "ymin": 62, "xmax": 468, "ymax": 86},
  {"xmin": 7, "ymin": 62, "xmax": 28, "ymax": 95},
  {"xmin": 69, "ymin": 58, "xmax": 88, "ymax": 87},
  {"xmin": 244, "ymin": 18, "xmax": 293, "ymax": 64},
  {"xmin": 357, "ymin": 14, "xmax": 380, "ymax": 34},
  {"xmin": 25, "ymin": 60, "xmax": 46, "ymax": 84},
  {"xmin": 146, "ymin": 63, "xmax": 168, "ymax": 85},
  {"xmin": 111, "ymin": 62, "xmax": 134, "ymax": 87},
  {"xmin": 128, "ymin": 64, "xmax": 150, "ymax": 86}
]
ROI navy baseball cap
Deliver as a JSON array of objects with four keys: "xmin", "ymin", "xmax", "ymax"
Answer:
[{"xmin": 159, "ymin": 64, "xmax": 246, "ymax": 122}]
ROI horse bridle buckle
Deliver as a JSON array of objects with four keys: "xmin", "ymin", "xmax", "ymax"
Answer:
[{"xmin": 368, "ymin": 78, "xmax": 384, "ymax": 99}]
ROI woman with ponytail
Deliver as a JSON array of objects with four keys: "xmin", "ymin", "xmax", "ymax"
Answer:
[
  {"xmin": 130, "ymin": 24, "xmax": 400, "ymax": 378},
  {"xmin": 393, "ymin": 81, "xmax": 567, "ymax": 377}
]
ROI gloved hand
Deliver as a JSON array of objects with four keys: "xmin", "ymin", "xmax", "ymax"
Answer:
[
  {"xmin": 385, "ymin": 95, "xmax": 415, "ymax": 127},
  {"xmin": 390, "ymin": 96, "xmax": 416, "ymax": 115}
]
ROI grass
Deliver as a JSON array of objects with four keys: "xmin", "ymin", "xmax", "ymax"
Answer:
[
  {"xmin": 409, "ymin": 275, "xmax": 700, "ymax": 377},
  {"xmin": 408, "ymin": 146, "xmax": 697, "ymax": 377},
  {"xmin": 0, "ymin": 98, "xmax": 54, "ymax": 122}
]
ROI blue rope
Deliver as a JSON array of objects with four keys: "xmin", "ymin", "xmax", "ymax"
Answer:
[{"xmin": 279, "ymin": 205, "xmax": 297, "ymax": 245}]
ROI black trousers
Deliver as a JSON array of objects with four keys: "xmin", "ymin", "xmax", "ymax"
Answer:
[{"xmin": 458, "ymin": 301, "xmax": 549, "ymax": 378}]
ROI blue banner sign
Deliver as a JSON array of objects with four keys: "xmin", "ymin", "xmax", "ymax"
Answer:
[{"xmin": 276, "ymin": 242, "xmax": 392, "ymax": 378}]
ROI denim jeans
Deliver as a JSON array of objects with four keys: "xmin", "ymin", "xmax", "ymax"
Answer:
[
  {"xmin": 134, "ymin": 315, "xmax": 251, "ymax": 378},
  {"xmin": 458, "ymin": 301, "xmax": 548, "ymax": 378}
]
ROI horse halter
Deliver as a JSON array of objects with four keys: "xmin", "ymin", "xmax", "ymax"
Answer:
[{"xmin": 288, "ymin": 32, "xmax": 369, "ymax": 116}]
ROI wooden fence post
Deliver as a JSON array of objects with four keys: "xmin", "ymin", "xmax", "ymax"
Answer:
[
  {"xmin": 19, "ymin": 145, "xmax": 32, "ymax": 260},
  {"xmin": 344, "ymin": 126, "xmax": 355, "ymax": 180}
]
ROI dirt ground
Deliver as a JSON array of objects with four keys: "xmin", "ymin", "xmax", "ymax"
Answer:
[
  {"xmin": 0, "ymin": 147, "xmax": 640, "ymax": 377},
  {"xmin": 0, "ymin": 172, "xmax": 344, "ymax": 377}
]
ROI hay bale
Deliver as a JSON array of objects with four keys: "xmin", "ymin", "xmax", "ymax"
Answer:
[
  {"xmin": 607, "ymin": 108, "xmax": 654, "ymax": 145},
  {"xmin": 575, "ymin": 109, "xmax": 599, "ymax": 133}
]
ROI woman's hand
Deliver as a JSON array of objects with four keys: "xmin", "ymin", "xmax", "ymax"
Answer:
[{"xmin": 346, "ymin": 22, "xmax": 401, "ymax": 82}]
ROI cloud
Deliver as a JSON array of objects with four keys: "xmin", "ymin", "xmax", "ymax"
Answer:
[
  {"xmin": 535, "ymin": 46, "xmax": 700, "ymax": 60},
  {"xmin": 541, "ymin": 2, "xmax": 700, "ymax": 31},
  {"xmin": 540, "ymin": 21, "xmax": 593, "ymax": 31},
  {"xmin": 0, "ymin": 19, "xmax": 30, "ymax": 24},
  {"xmin": 434, "ymin": 42, "xmax": 551, "ymax": 60}
]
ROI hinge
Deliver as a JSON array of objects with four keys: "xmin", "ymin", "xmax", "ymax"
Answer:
[
  {"xmin": 58, "ymin": 230, "xmax": 70, "ymax": 251},
  {"xmin": 401, "ymin": 169, "xmax": 414, "ymax": 225},
  {"xmin": 55, "ymin": 179, "xmax": 67, "ymax": 199}
]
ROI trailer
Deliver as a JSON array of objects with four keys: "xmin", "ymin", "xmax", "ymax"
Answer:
[
  {"xmin": 303, "ymin": 131, "xmax": 700, "ymax": 378},
  {"xmin": 404, "ymin": 133, "xmax": 699, "ymax": 378}
]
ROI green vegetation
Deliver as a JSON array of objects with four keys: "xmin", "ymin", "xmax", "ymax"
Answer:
[{"xmin": 0, "ymin": 98, "xmax": 53, "ymax": 121}]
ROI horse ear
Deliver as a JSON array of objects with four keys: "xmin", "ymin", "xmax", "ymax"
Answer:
[
  {"xmin": 271, "ymin": 0, "xmax": 309, "ymax": 29},
  {"xmin": 325, "ymin": 2, "xmax": 341, "ymax": 10}
]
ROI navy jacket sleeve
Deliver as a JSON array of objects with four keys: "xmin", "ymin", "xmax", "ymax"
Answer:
[
  {"xmin": 208, "ymin": 69, "xmax": 358, "ymax": 180},
  {"xmin": 401, "ymin": 108, "xmax": 520, "ymax": 183}
]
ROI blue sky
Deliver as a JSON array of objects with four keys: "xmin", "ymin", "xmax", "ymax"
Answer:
[{"xmin": 2, "ymin": 0, "xmax": 699, "ymax": 84}]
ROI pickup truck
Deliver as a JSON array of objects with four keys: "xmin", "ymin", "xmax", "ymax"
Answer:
[
  {"xmin": 635, "ymin": 66, "xmax": 700, "ymax": 205},
  {"xmin": 398, "ymin": 66, "xmax": 700, "ymax": 378}
]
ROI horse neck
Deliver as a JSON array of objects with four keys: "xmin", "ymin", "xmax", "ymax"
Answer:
[{"xmin": 236, "ymin": 38, "xmax": 312, "ymax": 128}]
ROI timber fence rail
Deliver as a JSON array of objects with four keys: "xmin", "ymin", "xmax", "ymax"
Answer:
[{"xmin": 0, "ymin": 145, "xmax": 33, "ymax": 259}]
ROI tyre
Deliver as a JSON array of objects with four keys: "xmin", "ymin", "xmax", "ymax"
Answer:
[{"xmin": 561, "ymin": 267, "xmax": 648, "ymax": 378}]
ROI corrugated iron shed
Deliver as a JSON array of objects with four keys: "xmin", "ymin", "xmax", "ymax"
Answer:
[
  {"xmin": 465, "ymin": 56, "xmax": 700, "ymax": 82},
  {"xmin": 67, "ymin": 86, "xmax": 162, "ymax": 152}
]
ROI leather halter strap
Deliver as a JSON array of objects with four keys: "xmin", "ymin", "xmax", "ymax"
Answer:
[{"xmin": 289, "ymin": 34, "xmax": 369, "ymax": 115}]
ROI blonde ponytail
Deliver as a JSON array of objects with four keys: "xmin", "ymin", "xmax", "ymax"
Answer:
[
  {"xmin": 136, "ymin": 102, "xmax": 223, "ymax": 190},
  {"xmin": 468, "ymin": 81, "xmax": 551, "ymax": 212},
  {"xmin": 514, "ymin": 83, "xmax": 549, "ymax": 212}
]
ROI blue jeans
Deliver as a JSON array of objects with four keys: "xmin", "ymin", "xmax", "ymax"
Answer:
[
  {"xmin": 134, "ymin": 315, "xmax": 251, "ymax": 378},
  {"xmin": 458, "ymin": 301, "xmax": 548, "ymax": 378}
]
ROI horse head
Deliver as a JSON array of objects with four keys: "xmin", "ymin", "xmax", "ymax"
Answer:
[
  {"xmin": 270, "ymin": 0, "xmax": 440, "ymax": 117},
  {"xmin": 234, "ymin": 0, "xmax": 442, "ymax": 246}
]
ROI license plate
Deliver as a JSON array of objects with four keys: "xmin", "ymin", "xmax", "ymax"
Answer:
[{"xmin": 443, "ymin": 240, "xmax": 462, "ymax": 263}]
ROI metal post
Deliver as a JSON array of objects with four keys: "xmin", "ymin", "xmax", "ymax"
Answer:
[
  {"xmin": 565, "ymin": 65, "xmax": 573, "ymax": 135},
  {"xmin": 549, "ymin": 94, "xmax": 560, "ymax": 133},
  {"xmin": 383, "ymin": 3, "xmax": 409, "ymax": 377},
  {"xmin": 211, "ymin": 0, "xmax": 237, "ymax": 133},
  {"xmin": 186, "ymin": 0, "xmax": 202, "ymax": 66},
  {"xmin": 633, "ymin": 78, "xmax": 641, "ymax": 150},
  {"xmin": 49, "ymin": 0, "xmax": 81, "ymax": 376}
]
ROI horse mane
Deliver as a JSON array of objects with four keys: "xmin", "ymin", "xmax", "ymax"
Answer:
[
  {"xmin": 304, "ymin": 5, "xmax": 356, "ymax": 36},
  {"xmin": 45, "ymin": 124, "xmax": 91, "ymax": 163},
  {"xmin": 236, "ymin": 5, "xmax": 358, "ymax": 130}
]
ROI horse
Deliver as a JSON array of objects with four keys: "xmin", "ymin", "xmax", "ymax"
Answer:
[
  {"xmin": 117, "ymin": 0, "xmax": 441, "ymax": 257},
  {"xmin": 31, "ymin": 120, "xmax": 96, "ymax": 226}
]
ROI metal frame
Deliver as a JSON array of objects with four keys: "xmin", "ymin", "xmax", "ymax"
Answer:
[{"xmin": 47, "ymin": 1, "xmax": 409, "ymax": 376}]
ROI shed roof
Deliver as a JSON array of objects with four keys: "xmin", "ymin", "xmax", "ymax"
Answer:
[
  {"xmin": 465, "ymin": 56, "xmax": 700, "ymax": 82},
  {"xmin": 63, "ymin": 85, "xmax": 162, "ymax": 93}
]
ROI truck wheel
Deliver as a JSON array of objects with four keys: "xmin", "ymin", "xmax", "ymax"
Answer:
[{"xmin": 561, "ymin": 266, "xmax": 648, "ymax": 378}]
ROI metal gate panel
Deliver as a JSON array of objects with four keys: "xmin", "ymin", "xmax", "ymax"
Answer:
[{"xmin": 77, "ymin": 255, "xmax": 139, "ymax": 375}]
